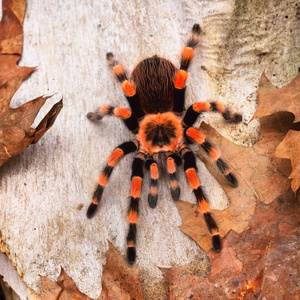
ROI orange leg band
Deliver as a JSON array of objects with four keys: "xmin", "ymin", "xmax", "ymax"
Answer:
[
  {"xmin": 174, "ymin": 69, "xmax": 188, "ymax": 89},
  {"xmin": 186, "ymin": 127, "xmax": 206, "ymax": 145},
  {"xmin": 167, "ymin": 157, "xmax": 176, "ymax": 174},
  {"xmin": 150, "ymin": 163, "xmax": 159, "ymax": 180},
  {"xmin": 185, "ymin": 168, "xmax": 201, "ymax": 190},
  {"xmin": 114, "ymin": 107, "xmax": 131, "ymax": 119},
  {"xmin": 128, "ymin": 210, "xmax": 138, "ymax": 223},
  {"xmin": 131, "ymin": 177, "xmax": 143, "ymax": 198},
  {"xmin": 107, "ymin": 148, "xmax": 124, "ymax": 167},
  {"xmin": 121, "ymin": 80, "xmax": 136, "ymax": 97}
]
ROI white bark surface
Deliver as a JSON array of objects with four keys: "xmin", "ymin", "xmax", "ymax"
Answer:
[{"xmin": 0, "ymin": 0, "xmax": 299, "ymax": 299}]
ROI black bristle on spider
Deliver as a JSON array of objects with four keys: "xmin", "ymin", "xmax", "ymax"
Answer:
[{"xmin": 87, "ymin": 23, "xmax": 242, "ymax": 264}]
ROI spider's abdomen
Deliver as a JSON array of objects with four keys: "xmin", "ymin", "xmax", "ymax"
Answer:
[
  {"xmin": 137, "ymin": 112, "xmax": 183, "ymax": 154},
  {"xmin": 131, "ymin": 56, "xmax": 176, "ymax": 114}
]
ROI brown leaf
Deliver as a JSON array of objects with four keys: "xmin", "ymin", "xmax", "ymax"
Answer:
[
  {"xmin": 176, "ymin": 113, "xmax": 295, "ymax": 252},
  {"xmin": 163, "ymin": 189, "xmax": 300, "ymax": 300},
  {"xmin": 253, "ymin": 72, "xmax": 300, "ymax": 122},
  {"xmin": 39, "ymin": 269, "xmax": 91, "ymax": 300},
  {"xmin": 0, "ymin": 0, "xmax": 62, "ymax": 167},
  {"xmin": 100, "ymin": 241, "xmax": 144, "ymax": 300},
  {"xmin": 39, "ymin": 242, "xmax": 144, "ymax": 300},
  {"xmin": 274, "ymin": 130, "xmax": 300, "ymax": 193},
  {"xmin": 0, "ymin": 0, "xmax": 25, "ymax": 55}
]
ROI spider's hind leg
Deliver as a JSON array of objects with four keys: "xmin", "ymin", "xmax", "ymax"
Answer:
[
  {"xmin": 185, "ymin": 127, "xmax": 238, "ymax": 187},
  {"xmin": 126, "ymin": 152, "xmax": 146, "ymax": 264},
  {"xmin": 180, "ymin": 146, "xmax": 222, "ymax": 251},
  {"xmin": 86, "ymin": 140, "xmax": 138, "ymax": 218}
]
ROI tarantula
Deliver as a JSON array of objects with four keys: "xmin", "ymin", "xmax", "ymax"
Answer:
[{"xmin": 86, "ymin": 24, "xmax": 242, "ymax": 264}]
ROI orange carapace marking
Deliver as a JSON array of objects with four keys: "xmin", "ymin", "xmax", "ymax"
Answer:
[
  {"xmin": 131, "ymin": 176, "xmax": 143, "ymax": 198},
  {"xmin": 107, "ymin": 148, "xmax": 123, "ymax": 167},
  {"xmin": 114, "ymin": 107, "xmax": 131, "ymax": 119},
  {"xmin": 137, "ymin": 112, "xmax": 183, "ymax": 154},
  {"xmin": 185, "ymin": 168, "xmax": 200, "ymax": 190},
  {"xmin": 150, "ymin": 163, "xmax": 159, "ymax": 180},
  {"xmin": 198, "ymin": 199, "xmax": 210, "ymax": 214},
  {"xmin": 167, "ymin": 157, "xmax": 176, "ymax": 174},
  {"xmin": 209, "ymin": 147, "xmax": 221, "ymax": 161},
  {"xmin": 98, "ymin": 173, "xmax": 108, "ymax": 186},
  {"xmin": 174, "ymin": 69, "xmax": 188, "ymax": 89},
  {"xmin": 193, "ymin": 102, "xmax": 210, "ymax": 113},
  {"xmin": 121, "ymin": 80, "xmax": 136, "ymax": 97},
  {"xmin": 186, "ymin": 127, "xmax": 205, "ymax": 145},
  {"xmin": 128, "ymin": 210, "xmax": 138, "ymax": 223}
]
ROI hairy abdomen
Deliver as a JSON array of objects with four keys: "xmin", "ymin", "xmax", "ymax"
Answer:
[{"xmin": 131, "ymin": 55, "xmax": 176, "ymax": 114}]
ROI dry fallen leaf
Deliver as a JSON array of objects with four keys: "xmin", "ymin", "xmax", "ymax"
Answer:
[
  {"xmin": 253, "ymin": 72, "xmax": 300, "ymax": 123},
  {"xmin": 39, "ymin": 241, "xmax": 144, "ymax": 300},
  {"xmin": 40, "ymin": 268, "xmax": 91, "ymax": 300},
  {"xmin": 176, "ymin": 112, "xmax": 297, "ymax": 252},
  {"xmin": 99, "ymin": 241, "xmax": 144, "ymax": 300},
  {"xmin": 0, "ymin": 0, "xmax": 63, "ymax": 167},
  {"xmin": 252, "ymin": 72, "xmax": 300, "ymax": 195},
  {"xmin": 163, "ymin": 189, "xmax": 300, "ymax": 300},
  {"xmin": 274, "ymin": 130, "xmax": 300, "ymax": 193}
]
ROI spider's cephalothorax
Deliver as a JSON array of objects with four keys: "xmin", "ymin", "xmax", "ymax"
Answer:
[{"xmin": 87, "ymin": 24, "xmax": 242, "ymax": 264}]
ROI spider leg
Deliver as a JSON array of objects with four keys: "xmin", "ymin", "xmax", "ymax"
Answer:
[
  {"xmin": 87, "ymin": 105, "xmax": 139, "ymax": 132},
  {"xmin": 180, "ymin": 145, "xmax": 222, "ymax": 252},
  {"xmin": 127, "ymin": 152, "xmax": 146, "ymax": 264},
  {"xmin": 87, "ymin": 140, "xmax": 138, "ymax": 218},
  {"xmin": 166, "ymin": 154, "xmax": 182, "ymax": 200},
  {"xmin": 145, "ymin": 157, "xmax": 159, "ymax": 208},
  {"xmin": 173, "ymin": 24, "xmax": 201, "ymax": 114},
  {"xmin": 185, "ymin": 127, "xmax": 238, "ymax": 187},
  {"xmin": 183, "ymin": 101, "xmax": 242, "ymax": 127},
  {"xmin": 106, "ymin": 52, "xmax": 145, "ymax": 119}
]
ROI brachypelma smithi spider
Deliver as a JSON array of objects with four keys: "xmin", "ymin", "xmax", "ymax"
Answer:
[{"xmin": 86, "ymin": 24, "xmax": 242, "ymax": 264}]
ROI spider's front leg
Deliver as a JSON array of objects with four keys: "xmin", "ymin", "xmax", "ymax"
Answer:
[
  {"xmin": 173, "ymin": 23, "xmax": 201, "ymax": 114},
  {"xmin": 180, "ymin": 145, "xmax": 222, "ymax": 252},
  {"xmin": 127, "ymin": 152, "xmax": 146, "ymax": 264},
  {"xmin": 106, "ymin": 52, "xmax": 145, "ymax": 119},
  {"xmin": 87, "ymin": 140, "xmax": 138, "ymax": 218}
]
